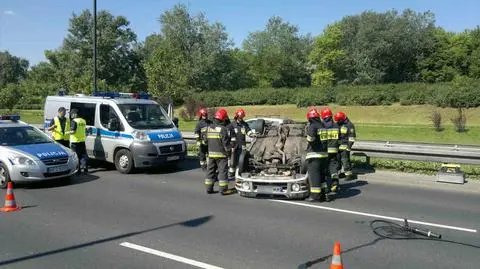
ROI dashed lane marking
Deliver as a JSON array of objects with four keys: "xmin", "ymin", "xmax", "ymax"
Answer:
[{"xmin": 120, "ymin": 242, "xmax": 225, "ymax": 269}]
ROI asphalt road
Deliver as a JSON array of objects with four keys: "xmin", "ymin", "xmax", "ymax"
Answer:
[{"xmin": 1, "ymin": 159, "xmax": 479, "ymax": 269}]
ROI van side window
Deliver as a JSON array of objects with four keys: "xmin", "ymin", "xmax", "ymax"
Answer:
[
  {"xmin": 100, "ymin": 105, "xmax": 124, "ymax": 131},
  {"xmin": 71, "ymin": 102, "xmax": 96, "ymax": 126}
]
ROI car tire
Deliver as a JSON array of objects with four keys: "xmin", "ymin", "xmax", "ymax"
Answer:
[
  {"xmin": 0, "ymin": 163, "xmax": 11, "ymax": 189},
  {"xmin": 115, "ymin": 149, "xmax": 135, "ymax": 174}
]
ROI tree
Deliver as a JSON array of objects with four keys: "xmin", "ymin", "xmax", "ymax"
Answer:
[
  {"xmin": 0, "ymin": 51, "xmax": 29, "ymax": 88},
  {"xmin": 45, "ymin": 10, "xmax": 145, "ymax": 93},
  {"xmin": 145, "ymin": 4, "xmax": 236, "ymax": 102},
  {"xmin": 309, "ymin": 23, "xmax": 345, "ymax": 86},
  {"xmin": 243, "ymin": 16, "xmax": 313, "ymax": 88},
  {"xmin": 0, "ymin": 84, "xmax": 22, "ymax": 111}
]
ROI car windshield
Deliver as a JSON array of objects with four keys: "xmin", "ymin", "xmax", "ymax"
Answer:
[
  {"xmin": 118, "ymin": 104, "xmax": 174, "ymax": 130},
  {"xmin": 0, "ymin": 126, "xmax": 52, "ymax": 146}
]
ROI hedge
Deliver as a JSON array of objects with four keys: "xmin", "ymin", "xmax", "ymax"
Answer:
[{"xmin": 193, "ymin": 81, "xmax": 480, "ymax": 108}]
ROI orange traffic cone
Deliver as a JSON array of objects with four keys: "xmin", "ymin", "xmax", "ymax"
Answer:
[
  {"xmin": 330, "ymin": 242, "xmax": 344, "ymax": 269},
  {"xmin": 0, "ymin": 182, "xmax": 21, "ymax": 212}
]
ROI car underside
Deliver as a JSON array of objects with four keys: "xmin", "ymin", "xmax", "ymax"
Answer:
[{"xmin": 235, "ymin": 120, "xmax": 310, "ymax": 199}]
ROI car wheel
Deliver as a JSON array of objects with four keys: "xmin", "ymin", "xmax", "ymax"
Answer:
[
  {"xmin": 0, "ymin": 163, "xmax": 11, "ymax": 189},
  {"xmin": 115, "ymin": 149, "xmax": 135, "ymax": 174}
]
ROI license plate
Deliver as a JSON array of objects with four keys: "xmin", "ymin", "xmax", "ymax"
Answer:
[
  {"xmin": 48, "ymin": 165, "xmax": 69, "ymax": 173},
  {"xmin": 167, "ymin": 155, "xmax": 180, "ymax": 161},
  {"xmin": 257, "ymin": 186, "xmax": 283, "ymax": 193}
]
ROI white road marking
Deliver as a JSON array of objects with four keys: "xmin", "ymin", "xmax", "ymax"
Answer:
[
  {"xmin": 120, "ymin": 242, "xmax": 225, "ymax": 269},
  {"xmin": 270, "ymin": 200, "xmax": 478, "ymax": 233}
]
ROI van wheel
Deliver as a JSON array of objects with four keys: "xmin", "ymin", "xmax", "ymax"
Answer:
[
  {"xmin": 115, "ymin": 149, "xmax": 135, "ymax": 174},
  {"xmin": 0, "ymin": 163, "xmax": 11, "ymax": 189}
]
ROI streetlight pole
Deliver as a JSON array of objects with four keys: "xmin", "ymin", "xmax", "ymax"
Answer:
[{"xmin": 93, "ymin": 0, "xmax": 97, "ymax": 94}]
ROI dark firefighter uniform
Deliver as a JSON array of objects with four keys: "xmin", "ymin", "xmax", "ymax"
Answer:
[
  {"xmin": 321, "ymin": 110, "xmax": 340, "ymax": 192},
  {"xmin": 228, "ymin": 120, "xmax": 252, "ymax": 177},
  {"xmin": 338, "ymin": 117, "xmax": 356, "ymax": 179},
  {"xmin": 203, "ymin": 115, "xmax": 232, "ymax": 194},
  {"xmin": 194, "ymin": 118, "xmax": 211, "ymax": 170},
  {"xmin": 70, "ymin": 110, "xmax": 88, "ymax": 175},
  {"xmin": 306, "ymin": 109, "xmax": 329, "ymax": 202}
]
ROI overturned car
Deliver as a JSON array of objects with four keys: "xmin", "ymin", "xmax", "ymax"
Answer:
[{"xmin": 234, "ymin": 119, "xmax": 310, "ymax": 199}]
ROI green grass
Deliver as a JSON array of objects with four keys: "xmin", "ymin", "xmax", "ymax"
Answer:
[
  {"xmin": 0, "ymin": 109, "xmax": 44, "ymax": 124},
  {"xmin": 175, "ymin": 104, "xmax": 480, "ymax": 145},
  {"xmin": 5, "ymin": 104, "xmax": 479, "ymax": 145}
]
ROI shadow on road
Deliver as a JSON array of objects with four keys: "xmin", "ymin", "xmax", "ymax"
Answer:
[
  {"xmin": 331, "ymin": 180, "xmax": 368, "ymax": 201},
  {"xmin": 145, "ymin": 158, "xmax": 201, "ymax": 175},
  {"xmin": 0, "ymin": 215, "xmax": 214, "ymax": 267},
  {"xmin": 16, "ymin": 174, "xmax": 100, "ymax": 190}
]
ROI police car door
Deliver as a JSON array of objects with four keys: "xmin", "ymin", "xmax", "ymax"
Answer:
[{"xmin": 96, "ymin": 103, "xmax": 125, "ymax": 162}]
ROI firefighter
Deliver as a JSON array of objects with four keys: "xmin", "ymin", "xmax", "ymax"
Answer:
[
  {"xmin": 203, "ymin": 108, "xmax": 234, "ymax": 195},
  {"xmin": 320, "ymin": 107, "xmax": 341, "ymax": 193},
  {"xmin": 47, "ymin": 107, "xmax": 70, "ymax": 148},
  {"xmin": 305, "ymin": 108, "xmax": 329, "ymax": 202},
  {"xmin": 334, "ymin": 111, "xmax": 356, "ymax": 179},
  {"xmin": 194, "ymin": 107, "xmax": 211, "ymax": 171},
  {"xmin": 69, "ymin": 109, "xmax": 88, "ymax": 175},
  {"xmin": 228, "ymin": 108, "xmax": 254, "ymax": 178}
]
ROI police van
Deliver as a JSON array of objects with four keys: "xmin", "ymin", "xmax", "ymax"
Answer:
[
  {"xmin": 43, "ymin": 92, "xmax": 186, "ymax": 174},
  {"xmin": 0, "ymin": 115, "xmax": 78, "ymax": 188}
]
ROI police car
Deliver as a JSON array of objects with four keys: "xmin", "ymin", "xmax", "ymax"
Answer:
[{"xmin": 0, "ymin": 115, "xmax": 79, "ymax": 188}]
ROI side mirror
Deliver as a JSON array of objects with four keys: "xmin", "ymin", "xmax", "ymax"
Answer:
[{"xmin": 173, "ymin": 117, "xmax": 179, "ymax": 128}]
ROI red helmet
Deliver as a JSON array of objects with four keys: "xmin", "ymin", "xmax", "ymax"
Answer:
[
  {"xmin": 197, "ymin": 107, "xmax": 208, "ymax": 118},
  {"xmin": 321, "ymin": 108, "xmax": 333, "ymax": 119},
  {"xmin": 333, "ymin": 111, "xmax": 346, "ymax": 122},
  {"xmin": 234, "ymin": 108, "xmax": 246, "ymax": 120},
  {"xmin": 306, "ymin": 108, "xmax": 320, "ymax": 120},
  {"xmin": 214, "ymin": 108, "xmax": 228, "ymax": 121}
]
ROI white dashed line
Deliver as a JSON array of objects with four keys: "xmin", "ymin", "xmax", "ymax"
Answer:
[
  {"xmin": 120, "ymin": 242, "xmax": 225, "ymax": 269},
  {"xmin": 270, "ymin": 200, "xmax": 478, "ymax": 233}
]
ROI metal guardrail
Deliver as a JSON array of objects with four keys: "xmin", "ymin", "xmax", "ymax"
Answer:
[
  {"xmin": 33, "ymin": 124, "xmax": 480, "ymax": 165},
  {"xmin": 180, "ymin": 132, "xmax": 480, "ymax": 165}
]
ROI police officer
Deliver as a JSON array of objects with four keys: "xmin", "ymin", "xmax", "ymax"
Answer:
[
  {"xmin": 228, "ymin": 108, "xmax": 254, "ymax": 178},
  {"xmin": 194, "ymin": 107, "xmax": 211, "ymax": 171},
  {"xmin": 47, "ymin": 107, "xmax": 70, "ymax": 147},
  {"xmin": 334, "ymin": 111, "xmax": 356, "ymax": 180},
  {"xmin": 320, "ymin": 107, "xmax": 341, "ymax": 193},
  {"xmin": 305, "ymin": 108, "xmax": 329, "ymax": 202},
  {"xmin": 203, "ymin": 108, "xmax": 233, "ymax": 195},
  {"xmin": 69, "ymin": 109, "xmax": 88, "ymax": 175}
]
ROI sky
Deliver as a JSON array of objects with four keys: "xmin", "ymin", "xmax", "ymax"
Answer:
[{"xmin": 1, "ymin": 0, "xmax": 479, "ymax": 66}]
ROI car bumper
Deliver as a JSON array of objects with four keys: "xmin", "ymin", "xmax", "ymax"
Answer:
[
  {"xmin": 234, "ymin": 170, "xmax": 310, "ymax": 199},
  {"xmin": 9, "ymin": 158, "xmax": 78, "ymax": 183},
  {"xmin": 131, "ymin": 141, "xmax": 187, "ymax": 168}
]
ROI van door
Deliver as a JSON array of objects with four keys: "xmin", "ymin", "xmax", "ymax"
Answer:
[
  {"xmin": 97, "ymin": 103, "xmax": 126, "ymax": 162},
  {"xmin": 70, "ymin": 102, "xmax": 96, "ymax": 158}
]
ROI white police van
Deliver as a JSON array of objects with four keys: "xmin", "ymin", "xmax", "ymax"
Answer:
[
  {"xmin": 43, "ymin": 92, "xmax": 186, "ymax": 174},
  {"xmin": 0, "ymin": 115, "xmax": 78, "ymax": 188}
]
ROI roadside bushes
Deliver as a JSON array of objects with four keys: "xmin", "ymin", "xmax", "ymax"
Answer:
[{"xmin": 191, "ymin": 80, "xmax": 480, "ymax": 108}]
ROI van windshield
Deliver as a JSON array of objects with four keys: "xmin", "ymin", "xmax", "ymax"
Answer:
[{"xmin": 118, "ymin": 104, "xmax": 174, "ymax": 130}]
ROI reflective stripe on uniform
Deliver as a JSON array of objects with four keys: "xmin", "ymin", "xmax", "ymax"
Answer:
[
  {"xmin": 328, "ymin": 148, "xmax": 338, "ymax": 153},
  {"xmin": 348, "ymin": 137, "xmax": 355, "ymax": 142},
  {"xmin": 219, "ymin": 181, "xmax": 228, "ymax": 187},
  {"xmin": 306, "ymin": 152, "xmax": 327, "ymax": 159},
  {"xmin": 306, "ymin": 135, "xmax": 315, "ymax": 142},
  {"xmin": 231, "ymin": 137, "xmax": 237, "ymax": 141},
  {"xmin": 340, "ymin": 126, "xmax": 348, "ymax": 134},
  {"xmin": 345, "ymin": 171, "xmax": 353, "ymax": 176},
  {"xmin": 208, "ymin": 152, "xmax": 226, "ymax": 158},
  {"xmin": 205, "ymin": 179, "xmax": 214, "ymax": 185},
  {"xmin": 339, "ymin": 145, "xmax": 349, "ymax": 151},
  {"xmin": 310, "ymin": 187, "xmax": 322, "ymax": 193},
  {"xmin": 207, "ymin": 134, "xmax": 221, "ymax": 139},
  {"xmin": 228, "ymin": 167, "xmax": 235, "ymax": 173},
  {"xmin": 327, "ymin": 129, "xmax": 339, "ymax": 139}
]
